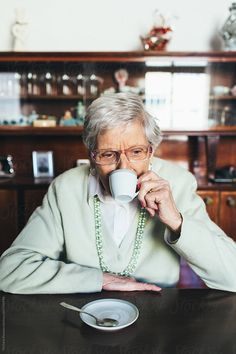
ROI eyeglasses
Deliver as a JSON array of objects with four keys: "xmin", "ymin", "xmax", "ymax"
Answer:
[{"xmin": 91, "ymin": 145, "xmax": 152, "ymax": 165}]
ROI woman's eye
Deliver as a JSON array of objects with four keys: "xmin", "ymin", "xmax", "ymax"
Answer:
[
  {"xmin": 101, "ymin": 152, "xmax": 115, "ymax": 159},
  {"xmin": 132, "ymin": 149, "xmax": 143, "ymax": 155}
]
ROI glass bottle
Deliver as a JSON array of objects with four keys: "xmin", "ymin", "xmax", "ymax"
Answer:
[
  {"xmin": 61, "ymin": 73, "xmax": 73, "ymax": 95},
  {"xmin": 76, "ymin": 74, "xmax": 86, "ymax": 96},
  {"xmin": 88, "ymin": 74, "xmax": 103, "ymax": 97},
  {"xmin": 89, "ymin": 74, "xmax": 98, "ymax": 96},
  {"xmin": 76, "ymin": 101, "xmax": 86, "ymax": 125},
  {"xmin": 27, "ymin": 72, "xmax": 33, "ymax": 95},
  {"xmin": 221, "ymin": 2, "xmax": 236, "ymax": 50},
  {"xmin": 13, "ymin": 72, "xmax": 21, "ymax": 96},
  {"xmin": 19, "ymin": 72, "xmax": 27, "ymax": 96},
  {"xmin": 44, "ymin": 71, "xmax": 54, "ymax": 95},
  {"xmin": 220, "ymin": 105, "xmax": 232, "ymax": 125},
  {"xmin": 32, "ymin": 73, "xmax": 40, "ymax": 95}
]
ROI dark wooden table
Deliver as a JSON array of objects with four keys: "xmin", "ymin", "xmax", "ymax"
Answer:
[{"xmin": 1, "ymin": 289, "xmax": 236, "ymax": 354}]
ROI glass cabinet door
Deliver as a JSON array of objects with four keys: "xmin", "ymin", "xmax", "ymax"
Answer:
[{"xmin": 0, "ymin": 54, "xmax": 236, "ymax": 130}]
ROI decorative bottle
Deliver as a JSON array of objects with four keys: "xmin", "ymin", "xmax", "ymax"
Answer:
[{"xmin": 221, "ymin": 2, "xmax": 236, "ymax": 50}]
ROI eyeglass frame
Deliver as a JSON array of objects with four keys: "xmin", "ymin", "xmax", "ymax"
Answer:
[{"xmin": 90, "ymin": 144, "xmax": 153, "ymax": 166}]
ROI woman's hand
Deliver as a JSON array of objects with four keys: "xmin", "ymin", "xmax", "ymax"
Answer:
[
  {"xmin": 137, "ymin": 171, "xmax": 182, "ymax": 233},
  {"xmin": 102, "ymin": 273, "xmax": 161, "ymax": 292}
]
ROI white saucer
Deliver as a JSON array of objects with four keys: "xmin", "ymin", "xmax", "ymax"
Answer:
[{"xmin": 80, "ymin": 299, "xmax": 139, "ymax": 331}]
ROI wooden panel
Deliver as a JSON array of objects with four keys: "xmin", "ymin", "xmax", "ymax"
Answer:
[
  {"xmin": 197, "ymin": 190, "xmax": 219, "ymax": 224},
  {"xmin": 0, "ymin": 134, "xmax": 88, "ymax": 177},
  {"xmin": 216, "ymin": 137, "xmax": 236, "ymax": 168},
  {"xmin": 0, "ymin": 189, "xmax": 18, "ymax": 255},
  {"xmin": 219, "ymin": 191, "xmax": 236, "ymax": 241},
  {"xmin": 155, "ymin": 138, "xmax": 190, "ymax": 168},
  {"xmin": 2, "ymin": 51, "xmax": 236, "ymax": 62},
  {"xmin": 24, "ymin": 188, "xmax": 48, "ymax": 224}
]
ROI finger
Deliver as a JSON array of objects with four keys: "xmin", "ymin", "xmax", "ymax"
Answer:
[
  {"xmin": 128, "ymin": 276, "xmax": 137, "ymax": 282},
  {"xmin": 139, "ymin": 181, "xmax": 170, "ymax": 207},
  {"xmin": 144, "ymin": 283, "xmax": 162, "ymax": 292},
  {"xmin": 129, "ymin": 282, "xmax": 162, "ymax": 292},
  {"xmin": 103, "ymin": 281, "xmax": 162, "ymax": 292},
  {"xmin": 144, "ymin": 192, "xmax": 160, "ymax": 210},
  {"xmin": 145, "ymin": 206, "xmax": 156, "ymax": 217},
  {"xmin": 103, "ymin": 281, "xmax": 137, "ymax": 291},
  {"xmin": 137, "ymin": 170, "xmax": 160, "ymax": 184},
  {"xmin": 138, "ymin": 181, "xmax": 161, "ymax": 206}
]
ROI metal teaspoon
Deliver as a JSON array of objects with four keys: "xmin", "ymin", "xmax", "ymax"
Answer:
[{"xmin": 60, "ymin": 302, "xmax": 119, "ymax": 327}]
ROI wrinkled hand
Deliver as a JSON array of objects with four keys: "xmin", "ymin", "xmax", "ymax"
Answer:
[
  {"xmin": 138, "ymin": 171, "xmax": 182, "ymax": 233},
  {"xmin": 102, "ymin": 273, "xmax": 161, "ymax": 292}
]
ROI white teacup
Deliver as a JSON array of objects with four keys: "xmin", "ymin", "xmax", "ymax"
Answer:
[{"xmin": 109, "ymin": 169, "xmax": 138, "ymax": 203}]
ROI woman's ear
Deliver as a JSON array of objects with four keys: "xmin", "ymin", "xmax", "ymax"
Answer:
[
  {"xmin": 148, "ymin": 146, "xmax": 154, "ymax": 171},
  {"xmin": 89, "ymin": 166, "xmax": 97, "ymax": 176},
  {"xmin": 149, "ymin": 145, "xmax": 154, "ymax": 158},
  {"xmin": 89, "ymin": 158, "xmax": 97, "ymax": 176},
  {"xmin": 89, "ymin": 159, "xmax": 96, "ymax": 176}
]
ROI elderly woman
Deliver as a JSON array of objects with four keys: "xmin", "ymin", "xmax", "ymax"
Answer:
[{"xmin": 0, "ymin": 93, "xmax": 236, "ymax": 294}]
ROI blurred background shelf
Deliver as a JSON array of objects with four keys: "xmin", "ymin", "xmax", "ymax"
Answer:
[{"xmin": 0, "ymin": 51, "xmax": 235, "ymax": 254}]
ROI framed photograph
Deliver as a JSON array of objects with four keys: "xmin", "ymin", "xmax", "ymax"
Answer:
[
  {"xmin": 76, "ymin": 159, "xmax": 90, "ymax": 167},
  {"xmin": 32, "ymin": 151, "xmax": 54, "ymax": 178}
]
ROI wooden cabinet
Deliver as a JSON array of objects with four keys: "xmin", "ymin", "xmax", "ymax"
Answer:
[
  {"xmin": 1, "ymin": 51, "xmax": 236, "ymax": 130},
  {"xmin": 219, "ymin": 191, "xmax": 236, "ymax": 241},
  {"xmin": 24, "ymin": 188, "xmax": 48, "ymax": 222},
  {"xmin": 197, "ymin": 190, "xmax": 219, "ymax": 224},
  {"xmin": 0, "ymin": 179, "xmax": 49, "ymax": 255},
  {"xmin": 181, "ymin": 188, "xmax": 235, "ymax": 289},
  {"xmin": 0, "ymin": 189, "xmax": 18, "ymax": 255},
  {"xmin": 198, "ymin": 189, "xmax": 236, "ymax": 240}
]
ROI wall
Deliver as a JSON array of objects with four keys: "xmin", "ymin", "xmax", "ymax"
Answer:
[{"xmin": 0, "ymin": 0, "xmax": 232, "ymax": 52}]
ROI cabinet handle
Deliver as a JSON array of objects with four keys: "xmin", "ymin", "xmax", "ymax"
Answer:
[
  {"xmin": 226, "ymin": 196, "xmax": 236, "ymax": 207},
  {"xmin": 203, "ymin": 196, "xmax": 214, "ymax": 205}
]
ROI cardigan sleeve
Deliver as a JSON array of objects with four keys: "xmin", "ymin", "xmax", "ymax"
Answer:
[
  {"xmin": 0, "ymin": 181, "xmax": 103, "ymax": 294},
  {"xmin": 164, "ymin": 171, "xmax": 236, "ymax": 292}
]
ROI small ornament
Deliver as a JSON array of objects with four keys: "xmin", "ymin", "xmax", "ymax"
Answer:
[
  {"xmin": 140, "ymin": 10, "xmax": 174, "ymax": 51},
  {"xmin": 220, "ymin": 2, "xmax": 236, "ymax": 50},
  {"xmin": 60, "ymin": 110, "xmax": 78, "ymax": 126},
  {"xmin": 11, "ymin": 8, "xmax": 28, "ymax": 51},
  {"xmin": 113, "ymin": 68, "xmax": 142, "ymax": 94}
]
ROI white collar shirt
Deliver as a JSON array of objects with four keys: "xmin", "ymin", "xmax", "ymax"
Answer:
[{"xmin": 88, "ymin": 173, "xmax": 138, "ymax": 247}]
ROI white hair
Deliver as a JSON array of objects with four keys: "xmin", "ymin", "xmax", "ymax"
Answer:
[{"xmin": 83, "ymin": 92, "xmax": 162, "ymax": 151}]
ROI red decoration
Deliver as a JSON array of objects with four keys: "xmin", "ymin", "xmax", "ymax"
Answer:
[
  {"xmin": 140, "ymin": 26, "xmax": 172, "ymax": 51},
  {"xmin": 140, "ymin": 10, "xmax": 174, "ymax": 51}
]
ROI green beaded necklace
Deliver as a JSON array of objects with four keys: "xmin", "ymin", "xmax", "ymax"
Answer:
[{"xmin": 94, "ymin": 195, "xmax": 147, "ymax": 277}]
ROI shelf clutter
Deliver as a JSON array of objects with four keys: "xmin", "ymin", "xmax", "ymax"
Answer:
[{"xmin": 1, "ymin": 51, "xmax": 236, "ymax": 128}]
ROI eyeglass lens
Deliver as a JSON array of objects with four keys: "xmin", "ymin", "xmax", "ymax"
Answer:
[{"xmin": 92, "ymin": 145, "xmax": 150, "ymax": 165}]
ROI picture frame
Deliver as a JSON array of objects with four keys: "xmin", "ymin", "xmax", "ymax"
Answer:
[
  {"xmin": 76, "ymin": 159, "xmax": 90, "ymax": 167},
  {"xmin": 32, "ymin": 151, "xmax": 54, "ymax": 178}
]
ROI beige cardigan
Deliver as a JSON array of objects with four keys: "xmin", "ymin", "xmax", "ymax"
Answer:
[{"xmin": 0, "ymin": 157, "xmax": 236, "ymax": 293}]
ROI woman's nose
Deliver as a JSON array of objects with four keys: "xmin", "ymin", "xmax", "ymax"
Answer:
[{"xmin": 117, "ymin": 152, "xmax": 130, "ymax": 169}]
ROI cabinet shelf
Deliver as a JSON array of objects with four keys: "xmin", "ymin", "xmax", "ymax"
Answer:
[
  {"xmin": 0, "ymin": 126, "xmax": 84, "ymax": 136},
  {"xmin": 1, "ymin": 94, "xmax": 236, "ymax": 102},
  {"xmin": 0, "ymin": 125, "xmax": 236, "ymax": 136},
  {"xmin": 209, "ymin": 95, "xmax": 236, "ymax": 100},
  {"xmin": 1, "ymin": 51, "xmax": 236, "ymax": 62},
  {"xmin": 0, "ymin": 94, "xmax": 234, "ymax": 102},
  {"xmin": 0, "ymin": 95, "xmax": 93, "ymax": 101}
]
